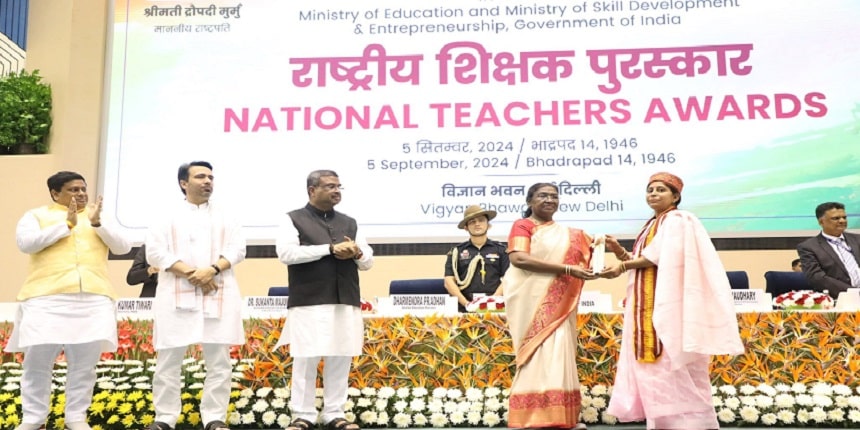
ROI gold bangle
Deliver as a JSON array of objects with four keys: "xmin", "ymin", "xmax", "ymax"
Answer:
[
  {"xmin": 66, "ymin": 220, "xmax": 74, "ymax": 230},
  {"xmin": 564, "ymin": 265, "xmax": 570, "ymax": 276},
  {"xmin": 620, "ymin": 261, "xmax": 627, "ymax": 272}
]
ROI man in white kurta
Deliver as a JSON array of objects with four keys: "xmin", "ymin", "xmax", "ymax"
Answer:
[
  {"xmin": 6, "ymin": 171, "xmax": 131, "ymax": 430},
  {"xmin": 275, "ymin": 170, "xmax": 373, "ymax": 430},
  {"xmin": 145, "ymin": 161, "xmax": 246, "ymax": 430}
]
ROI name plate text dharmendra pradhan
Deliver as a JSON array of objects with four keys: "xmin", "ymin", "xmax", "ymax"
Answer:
[{"xmin": 384, "ymin": 294, "xmax": 458, "ymax": 316}]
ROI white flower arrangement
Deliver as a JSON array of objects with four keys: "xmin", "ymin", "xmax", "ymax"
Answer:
[
  {"xmin": 0, "ymin": 359, "xmax": 859, "ymax": 428},
  {"xmin": 773, "ymin": 290, "xmax": 834, "ymax": 310}
]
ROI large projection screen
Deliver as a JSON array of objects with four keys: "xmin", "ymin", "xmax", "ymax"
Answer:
[{"xmin": 102, "ymin": 0, "xmax": 860, "ymax": 244}]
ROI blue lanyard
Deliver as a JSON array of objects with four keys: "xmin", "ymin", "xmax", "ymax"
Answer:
[{"xmin": 826, "ymin": 237, "xmax": 853, "ymax": 253}]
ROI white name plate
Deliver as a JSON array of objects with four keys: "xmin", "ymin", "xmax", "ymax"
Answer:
[
  {"xmin": 732, "ymin": 290, "xmax": 771, "ymax": 312},
  {"xmin": 579, "ymin": 291, "xmax": 612, "ymax": 313},
  {"xmin": 380, "ymin": 295, "xmax": 458, "ymax": 317},
  {"xmin": 116, "ymin": 298, "xmax": 154, "ymax": 319},
  {"xmin": 242, "ymin": 296, "xmax": 289, "ymax": 319}
]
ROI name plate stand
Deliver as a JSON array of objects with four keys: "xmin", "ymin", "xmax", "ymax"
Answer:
[
  {"xmin": 579, "ymin": 291, "xmax": 613, "ymax": 314},
  {"xmin": 378, "ymin": 295, "xmax": 458, "ymax": 317},
  {"xmin": 242, "ymin": 296, "xmax": 289, "ymax": 319},
  {"xmin": 732, "ymin": 290, "xmax": 772, "ymax": 312},
  {"xmin": 115, "ymin": 298, "xmax": 154, "ymax": 320}
]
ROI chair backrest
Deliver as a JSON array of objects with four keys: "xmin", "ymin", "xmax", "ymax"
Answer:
[
  {"xmin": 267, "ymin": 286, "xmax": 290, "ymax": 296},
  {"xmin": 389, "ymin": 279, "xmax": 447, "ymax": 295},
  {"xmin": 764, "ymin": 271, "xmax": 810, "ymax": 297},
  {"xmin": 726, "ymin": 271, "xmax": 749, "ymax": 290}
]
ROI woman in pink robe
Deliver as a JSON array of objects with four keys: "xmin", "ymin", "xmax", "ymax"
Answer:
[
  {"xmin": 600, "ymin": 172, "xmax": 744, "ymax": 429},
  {"xmin": 504, "ymin": 182, "xmax": 598, "ymax": 429}
]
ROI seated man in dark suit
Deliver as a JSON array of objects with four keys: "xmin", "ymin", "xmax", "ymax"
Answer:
[
  {"xmin": 797, "ymin": 202, "xmax": 860, "ymax": 299},
  {"xmin": 791, "ymin": 258, "xmax": 802, "ymax": 272},
  {"xmin": 126, "ymin": 244, "xmax": 159, "ymax": 298}
]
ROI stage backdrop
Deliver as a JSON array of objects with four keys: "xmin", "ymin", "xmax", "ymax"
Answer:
[{"xmin": 102, "ymin": 0, "xmax": 860, "ymax": 244}]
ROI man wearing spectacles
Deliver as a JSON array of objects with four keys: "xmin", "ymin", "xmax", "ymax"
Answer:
[
  {"xmin": 275, "ymin": 170, "xmax": 373, "ymax": 430},
  {"xmin": 797, "ymin": 201, "xmax": 860, "ymax": 299}
]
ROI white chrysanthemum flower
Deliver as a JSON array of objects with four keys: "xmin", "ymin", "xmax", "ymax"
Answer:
[
  {"xmin": 833, "ymin": 384, "xmax": 852, "ymax": 396},
  {"xmin": 392, "ymin": 412, "xmax": 411, "ymax": 428},
  {"xmin": 357, "ymin": 398, "xmax": 372, "ymax": 408},
  {"xmin": 234, "ymin": 397, "xmax": 249, "ymax": 409},
  {"xmin": 796, "ymin": 409, "xmax": 810, "ymax": 424},
  {"xmin": 146, "ymin": 358, "xmax": 158, "ymax": 365},
  {"xmin": 828, "ymin": 408, "xmax": 846, "ymax": 422},
  {"xmin": 96, "ymin": 376, "xmax": 112, "ymax": 382},
  {"xmin": 724, "ymin": 397, "xmax": 741, "ymax": 410},
  {"xmin": 240, "ymin": 388, "xmax": 254, "ymax": 398},
  {"xmin": 97, "ymin": 381, "xmax": 116, "ymax": 390},
  {"xmin": 378, "ymin": 387, "xmax": 396, "ymax": 399},
  {"xmin": 396, "ymin": 387, "xmax": 411, "ymax": 399},
  {"xmin": 375, "ymin": 398, "xmax": 388, "ymax": 411},
  {"xmin": 773, "ymin": 382, "xmax": 791, "ymax": 393},
  {"xmin": 345, "ymin": 412, "xmax": 356, "ymax": 423},
  {"xmin": 591, "ymin": 397, "xmax": 606, "ymax": 409},
  {"xmin": 774, "ymin": 393, "xmax": 795, "ymax": 408},
  {"xmin": 809, "ymin": 407, "xmax": 827, "ymax": 422},
  {"xmin": 756, "ymin": 384, "xmax": 776, "ymax": 396},
  {"xmin": 113, "ymin": 376, "xmax": 130, "ymax": 383},
  {"xmin": 449, "ymin": 411, "xmax": 466, "ymax": 425},
  {"xmin": 233, "ymin": 364, "xmax": 248, "ymax": 372},
  {"xmin": 227, "ymin": 411, "xmax": 241, "ymax": 425},
  {"xmin": 760, "ymin": 413, "xmax": 777, "ymax": 425},
  {"xmin": 590, "ymin": 385, "xmax": 607, "ymax": 396},
  {"xmin": 272, "ymin": 398, "xmax": 286, "ymax": 409},
  {"xmin": 256, "ymin": 387, "xmax": 273, "ymax": 398},
  {"xmin": 466, "ymin": 387, "xmax": 483, "ymax": 401},
  {"xmin": 776, "ymin": 409, "xmax": 795, "ymax": 424},
  {"xmin": 716, "ymin": 408, "xmax": 736, "ymax": 423},
  {"xmin": 810, "ymin": 382, "xmax": 833, "ymax": 396},
  {"xmin": 484, "ymin": 387, "xmax": 501, "ymax": 397},
  {"xmin": 127, "ymin": 367, "xmax": 144, "ymax": 375},
  {"xmin": 739, "ymin": 405, "xmax": 759, "ymax": 423},
  {"xmin": 185, "ymin": 365, "xmax": 202, "ymax": 372},
  {"xmin": 102, "ymin": 359, "xmax": 124, "ymax": 365},
  {"xmin": 468, "ymin": 401, "xmax": 483, "ymax": 413},
  {"xmin": 115, "ymin": 383, "xmax": 132, "ymax": 391},
  {"xmin": 754, "ymin": 395, "xmax": 773, "ymax": 408},
  {"xmin": 601, "ymin": 411, "xmax": 618, "ymax": 425},
  {"xmin": 848, "ymin": 409, "xmax": 860, "ymax": 422},
  {"xmin": 376, "ymin": 411, "xmax": 390, "ymax": 425},
  {"xmin": 131, "ymin": 376, "xmax": 149, "ymax": 383},
  {"xmin": 795, "ymin": 394, "xmax": 814, "ymax": 406},
  {"xmin": 1, "ymin": 362, "xmax": 22, "ymax": 368},
  {"xmin": 347, "ymin": 387, "xmax": 361, "ymax": 397},
  {"xmin": 315, "ymin": 397, "xmax": 323, "ymax": 409},
  {"xmin": 581, "ymin": 406, "xmax": 599, "ymax": 423},
  {"xmin": 581, "ymin": 396, "xmax": 593, "ymax": 408},
  {"xmin": 412, "ymin": 413, "xmax": 428, "ymax": 426},
  {"xmin": 134, "ymin": 383, "xmax": 152, "ymax": 390},
  {"xmin": 359, "ymin": 411, "xmax": 378, "ymax": 424},
  {"xmin": 719, "ymin": 385, "xmax": 738, "ymax": 396},
  {"xmin": 466, "ymin": 410, "xmax": 482, "ymax": 425},
  {"xmin": 6, "ymin": 369, "xmax": 23, "ymax": 375},
  {"xmin": 412, "ymin": 387, "xmax": 429, "ymax": 398},
  {"xmin": 739, "ymin": 384, "xmax": 756, "ymax": 395},
  {"xmin": 447, "ymin": 388, "xmax": 463, "ymax": 399},
  {"xmin": 443, "ymin": 401, "xmax": 459, "ymax": 414},
  {"xmin": 432, "ymin": 387, "xmax": 448, "ymax": 399},
  {"xmin": 482, "ymin": 411, "xmax": 502, "ymax": 427},
  {"xmin": 712, "ymin": 396, "xmax": 723, "ymax": 407},
  {"xmin": 834, "ymin": 396, "xmax": 849, "ymax": 408},
  {"xmin": 252, "ymin": 399, "xmax": 269, "ymax": 412},
  {"xmin": 427, "ymin": 399, "xmax": 444, "ymax": 413},
  {"xmin": 188, "ymin": 382, "xmax": 204, "ymax": 390},
  {"xmin": 812, "ymin": 394, "xmax": 833, "ymax": 408},
  {"xmin": 848, "ymin": 396, "xmax": 860, "ymax": 408},
  {"xmin": 316, "ymin": 387, "xmax": 325, "ymax": 397},
  {"xmin": 261, "ymin": 411, "xmax": 277, "ymax": 425},
  {"xmin": 484, "ymin": 397, "xmax": 502, "ymax": 411},
  {"xmin": 791, "ymin": 383, "xmax": 807, "ymax": 394},
  {"xmin": 740, "ymin": 396, "xmax": 757, "ymax": 407},
  {"xmin": 361, "ymin": 387, "xmax": 377, "ymax": 396},
  {"xmin": 409, "ymin": 398, "xmax": 426, "ymax": 411},
  {"xmin": 240, "ymin": 412, "xmax": 256, "ymax": 424},
  {"xmin": 429, "ymin": 412, "xmax": 449, "ymax": 427},
  {"xmin": 276, "ymin": 414, "xmax": 291, "ymax": 428}
]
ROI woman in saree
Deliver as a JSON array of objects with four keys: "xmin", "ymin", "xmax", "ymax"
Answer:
[
  {"xmin": 601, "ymin": 172, "xmax": 744, "ymax": 429},
  {"xmin": 504, "ymin": 182, "xmax": 599, "ymax": 429}
]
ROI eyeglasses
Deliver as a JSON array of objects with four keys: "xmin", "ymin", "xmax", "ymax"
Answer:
[
  {"xmin": 535, "ymin": 193, "xmax": 559, "ymax": 201},
  {"xmin": 318, "ymin": 184, "xmax": 344, "ymax": 191}
]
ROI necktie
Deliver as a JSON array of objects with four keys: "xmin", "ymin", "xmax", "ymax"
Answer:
[{"xmin": 827, "ymin": 237, "xmax": 860, "ymax": 287}]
